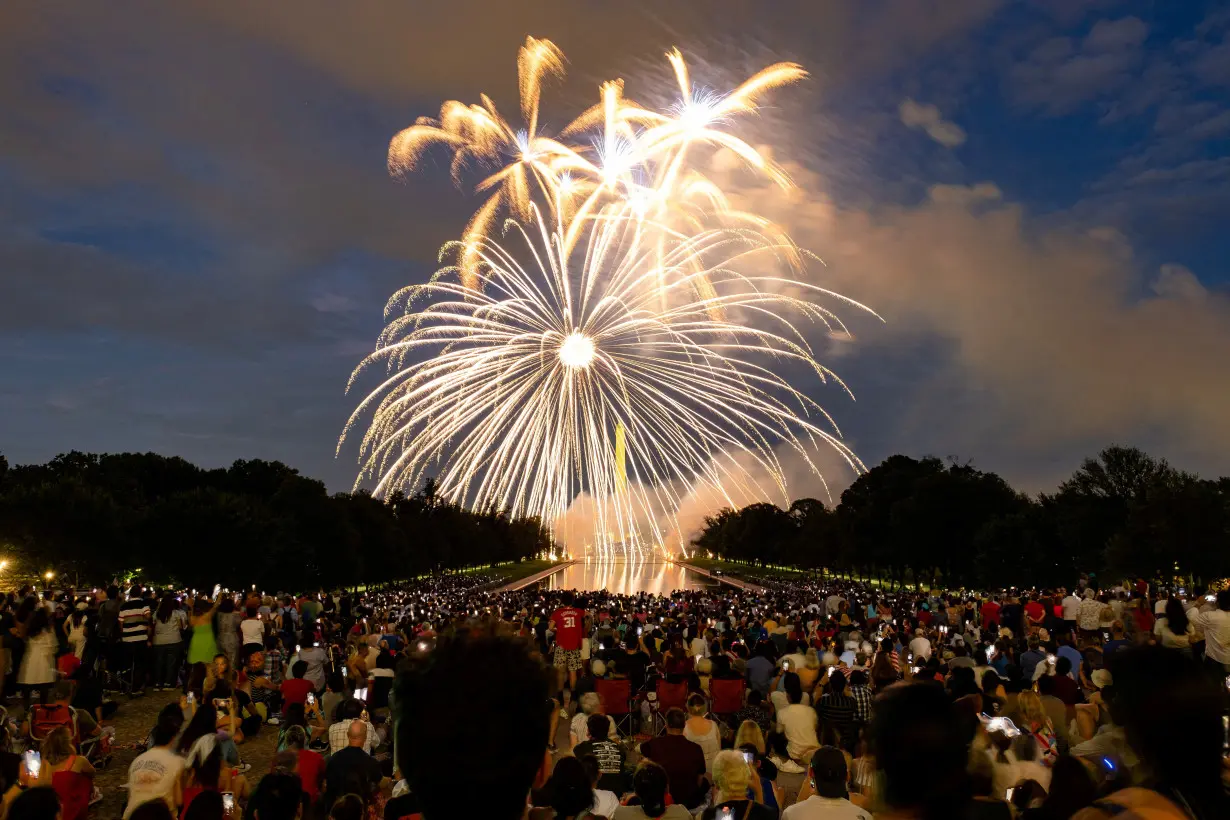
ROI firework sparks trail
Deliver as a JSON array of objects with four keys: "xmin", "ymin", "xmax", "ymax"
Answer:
[{"xmin": 344, "ymin": 38, "xmax": 878, "ymax": 558}]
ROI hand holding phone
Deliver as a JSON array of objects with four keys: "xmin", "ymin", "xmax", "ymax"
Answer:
[
  {"xmin": 222, "ymin": 793, "xmax": 236, "ymax": 814},
  {"xmin": 307, "ymin": 692, "xmax": 316, "ymax": 706}
]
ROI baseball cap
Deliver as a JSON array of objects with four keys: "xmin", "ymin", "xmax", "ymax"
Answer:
[
  {"xmin": 1091, "ymin": 669, "xmax": 1112, "ymax": 689},
  {"xmin": 810, "ymin": 746, "xmax": 848, "ymax": 798}
]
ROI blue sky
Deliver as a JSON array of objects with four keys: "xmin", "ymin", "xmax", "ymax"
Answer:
[{"xmin": 2, "ymin": 0, "xmax": 1228, "ymax": 499}]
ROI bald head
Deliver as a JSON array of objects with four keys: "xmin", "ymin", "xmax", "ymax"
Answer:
[{"xmin": 347, "ymin": 719, "xmax": 367, "ymax": 747}]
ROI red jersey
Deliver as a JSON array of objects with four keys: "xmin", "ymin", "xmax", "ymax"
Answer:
[
  {"xmin": 980, "ymin": 601, "xmax": 1001, "ymax": 626},
  {"xmin": 1024, "ymin": 601, "xmax": 1045, "ymax": 623},
  {"xmin": 550, "ymin": 607, "xmax": 584, "ymax": 651}
]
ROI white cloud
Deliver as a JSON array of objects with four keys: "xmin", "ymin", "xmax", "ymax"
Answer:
[
  {"xmin": 726, "ymin": 168, "xmax": 1230, "ymax": 483},
  {"xmin": 898, "ymin": 98, "xmax": 968, "ymax": 147}
]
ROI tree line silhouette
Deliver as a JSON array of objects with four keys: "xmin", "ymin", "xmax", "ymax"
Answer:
[
  {"xmin": 0, "ymin": 451, "xmax": 550, "ymax": 590},
  {"xmin": 692, "ymin": 446, "xmax": 1230, "ymax": 590}
]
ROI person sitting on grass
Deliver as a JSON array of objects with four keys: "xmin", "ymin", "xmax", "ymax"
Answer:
[
  {"xmin": 279, "ymin": 661, "xmax": 314, "ymax": 710},
  {"xmin": 180, "ymin": 735, "xmax": 249, "ymax": 816}
]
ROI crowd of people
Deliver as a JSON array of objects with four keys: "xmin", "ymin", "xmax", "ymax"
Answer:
[{"xmin": 0, "ymin": 567, "xmax": 1225, "ymax": 820}]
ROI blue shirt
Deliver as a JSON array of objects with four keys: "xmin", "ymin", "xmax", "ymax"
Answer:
[
  {"xmin": 1020, "ymin": 649, "xmax": 1046, "ymax": 681},
  {"xmin": 745, "ymin": 655, "xmax": 775, "ymax": 696},
  {"xmin": 1058, "ymin": 645, "xmax": 1083, "ymax": 681}
]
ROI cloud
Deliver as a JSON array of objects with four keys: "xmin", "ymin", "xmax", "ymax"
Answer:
[
  {"xmin": 898, "ymin": 98, "xmax": 968, "ymax": 147},
  {"xmin": 1011, "ymin": 17, "xmax": 1149, "ymax": 113},
  {"xmin": 726, "ymin": 168, "xmax": 1230, "ymax": 484}
]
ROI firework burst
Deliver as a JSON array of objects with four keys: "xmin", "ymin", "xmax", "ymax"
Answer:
[{"xmin": 344, "ymin": 38, "xmax": 875, "ymax": 557}]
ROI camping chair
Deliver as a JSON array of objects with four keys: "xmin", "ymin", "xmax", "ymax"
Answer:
[
  {"xmin": 708, "ymin": 677, "xmax": 746, "ymax": 718},
  {"xmin": 650, "ymin": 679, "xmax": 689, "ymax": 735},
  {"xmin": 594, "ymin": 677, "xmax": 634, "ymax": 736}
]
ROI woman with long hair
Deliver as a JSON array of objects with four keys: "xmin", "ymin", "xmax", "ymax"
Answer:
[
  {"xmin": 660, "ymin": 634, "xmax": 692, "ymax": 678},
  {"xmin": 734, "ymin": 720, "xmax": 765, "ymax": 756},
  {"xmin": 870, "ymin": 638, "xmax": 898, "ymax": 692},
  {"xmin": 1155, "ymin": 598, "xmax": 1195, "ymax": 650},
  {"xmin": 153, "ymin": 593, "xmax": 188, "ymax": 691},
  {"xmin": 28, "ymin": 727, "xmax": 95, "ymax": 820},
  {"xmin": 17, "ymin": 609, "xmax": 56, "ymax": 710},
  {"xmin": 65, "ymin": 608, "xmax": 90, "ymax": 662},
  {"xmin": 1016, "ymin": 690, "xmax": 1057, "ymax": 760}
]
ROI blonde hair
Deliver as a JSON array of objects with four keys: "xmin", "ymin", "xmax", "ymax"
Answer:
[
  {"xmin": 804, "ymin": 648, "xmax": 821, "ymax": 670},
  {"xmin": 41, "ymin": 726, "xmax": 75, "ymax": 766},
  {"xmin": 734, "ymin": 720, "xmax": 765, "ymax": 754},
  {"xmin": 1017, "ymin": 691, "xmax": 1049, "ymax": 731},
  {"xmin": 712, "ymin": 749, "xmax": 754, "ymax": 800}
]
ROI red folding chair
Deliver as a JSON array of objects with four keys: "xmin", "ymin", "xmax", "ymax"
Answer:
[
  {"xmin": 594, "ymin": 677, "xmax": 634, "ymax": 736},
  {"xmin": 650, "ymin": 679, "xmax": 689, "ymax": 735},
  {"xmin": 709, "ymin": 677, "xmax": 746, "ymax": 717}
]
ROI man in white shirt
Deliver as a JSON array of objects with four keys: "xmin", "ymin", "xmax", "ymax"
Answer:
[
  {"xmin": 1188, "ymin": 590, "xmax": 1230, "ymax": 675},
  {"xmin": 825, "ymin": 594, "xmax": 845, "ymax": 616},
  {"xmin": 782, "ymin": 746, "xmax": 872, "ymax": 819},
  {"xmin": 1061, "ymin": 590, "xmax": 1082, "ymax": 629},
  {"xmin": 124, "ymin": 705, "xmax": 185, "ymax": 819},
  {"xmin": 908, "ymin": 629, "xmax": 932, "ymax": 661}
]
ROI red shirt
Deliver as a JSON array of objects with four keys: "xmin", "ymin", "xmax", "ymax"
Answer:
[
  {"xmin": 297, "ymin": 749, "xmax": 325, "ymax": 800},
  {"xmin": 280, "ymin": 677, "xmax": 313, "ymax": 707},
  {"xmin": 1025, "ymin": 601, "xmax": 1045, "ymax": 623},
  {"xmin": 550, "ymin": 607, "xmax": 584, "ymax": 651},
  {"xmin": 980, "ymin": 601, "xmax": 1001, "ymax": 626}
]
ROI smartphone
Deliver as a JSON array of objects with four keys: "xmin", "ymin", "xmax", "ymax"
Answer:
[
  {"xmin": 307, "ymin": 692, "xmax": 316, "ymax": 706},
  {"xmin": 742, "ymin": 750, "xmax": 754, "ymax": 764},
  {"xmin": 342, "ymin": 667, "xmax": 348, "ymax": 678},
  {"xmin": 1005, "ymin": 788, "xmax": 1015, "ymax": 802},
  {"xmin": 782, "ymin": 660, "xmax": 791, "ymax": 670},
  {"xmin": 24, "ymin": 750, "xmax": 41, "ymax": 779},
  {"xmin": 636, "ymin": 626, "xmax": 643, "ymax": 635},
  {"xmin": 222, "ymin": 793, "xmax": 235, "ymax": 813},
  {"xmin": 186, "ymin": 692, "xmax": 196, "ymax": 705},
  {"xmin": 1047, "ymin": 654, "xmax": 1056, "ymax": 666},
  {"xmin": 718, "ymin": 808, "xmax": 735, "ymax": 820}
]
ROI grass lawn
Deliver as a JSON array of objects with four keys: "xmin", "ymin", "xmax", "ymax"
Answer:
[
  {"xmin": 683, "ymin": 557, "xmax": 908, "ymax": 589},
  {"xmin": 352, "ymin": 558, "xmax": 563, "ymax": 592}
]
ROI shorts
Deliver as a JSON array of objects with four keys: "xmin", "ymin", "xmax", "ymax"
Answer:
[{"xmin": 554, "ymin": 648, "xmax": 582, "ymax": 672}]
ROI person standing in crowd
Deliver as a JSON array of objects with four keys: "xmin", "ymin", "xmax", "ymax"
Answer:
[
  {"xmin": 118, "ymin": 587, "xmax": 153, "ymax": 696},
  {"xmin": 549, "ymin": 594, "xmax": 586, "ymax": 694},
  {"xmin": 185, "ymin": 595, "xmax": 219, "ymax": 690},
  {"xmin": 214, "ymin": 597, "xmax": 241, "ymax": 670},
  {"xmin": 152, "ymin": 593, "xmax": 187, "ymax": 692},
  {"xmin": 17, "ymin": 608, "xmax": 57, "ymax": 710},
  {"xmin": 1187, "ymin": 590, "xmax": 1230, "ymax": 679}
]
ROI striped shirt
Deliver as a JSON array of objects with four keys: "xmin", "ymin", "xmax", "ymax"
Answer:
[{"xmin": 119, "ymin": 599, "xmax": 151, "ymax": 643}]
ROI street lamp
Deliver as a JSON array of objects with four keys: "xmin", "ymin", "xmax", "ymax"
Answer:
[{"xmin": 44, "ymin": 571, "xmax": 54, "ymax": 582}]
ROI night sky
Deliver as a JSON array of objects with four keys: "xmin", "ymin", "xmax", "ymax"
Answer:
[{"xmin": 3, "ymin": 1, "xmax": 1229, "ymax": 500}]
